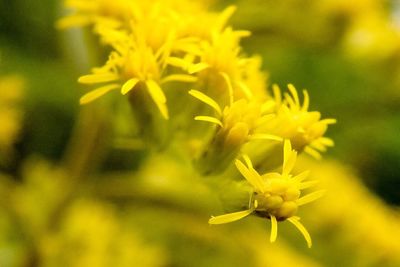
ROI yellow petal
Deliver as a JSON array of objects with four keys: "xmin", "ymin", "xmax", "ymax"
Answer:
[
  {"xmin": 283, "ymin": 139, "xmax": 292, "ymax": 163},
  {"xmin": 79, "ymin": 84, "xmax": 119, "ymax": 104},
  {"xmin": 237, "ymin": 82, "xmax": 253, "ymax": 99},
  {"xmin": 215, "ymin": 5, "xmax": 237, "ymax": 32},
  {"xmin": 262, "ymin": 172, "xmax": 281, "ymax": 180},
  {"xmin": 166, "ymin": 57, "xmax": 189, "ymax": 69},
  {"xmin": 302, "ymin": 90, "xmax": 310, "ymax": 111},
  {"xmin": 189, "ymin": 90, "xmax": 222, "ymax": 115},
  {"xmin": 78, "ymin": 73, "xmax": 119, "ymax": 84},
  {"xmin": 194, "ymin": 116, "xmax": 222, "ymax": 127},
  {"xmin": 241, "ymin": 154, "xmax": 253, "ymax": 168},
  {"xmin": 320, "ymin": 118, "xmax": 337, "ymax": 125},
  {"xmin": 288, "ymin": 217, "xmax": 312, "ymax": 248},
  {"xmin": 249, "ymin": 134, "xmax": 283, "ymax": 142},
  {"xmin": 270, "ymin": 215, "xmax": 278, "ymax": 243},
  {"xmin": 319, "ymin": 137, "xmax": 334, "ymax": 146},
  {"xmin": 188, "ymin": 63, "xmax": 209, "ymax": 74},
  {"xmin": 284, "ymin": 92, "xmax": 297, "ymax": 110},
  {"xmin": 287, "ymin": 84, "xmax": 300, "ymax": 107},
  {"xmin": 310, "ymin": 141, "xmax": 328, "ymax": 152},
  {"xmin": 297, "ymin": 190, "xmax": 325, "ymax": 206},
  {"xmin": 235, "ymin": 159, "xmax": 264, "ymax": 192},
  {"xmin": 272, "ymin": 84, "xmax": 282, "ymax": 105},
  {"xmin": 161, "ymin": 74, "xmax": 197, "ymax": 84},
  {"xmin": 220, "ymin": 72, "xmax": 234, "ymax": 105},
  {"xmin": 298, "ymin": 180, "xmax": 319, "ymax": 190},
  {"xmin": 292, "ymin": 170, "xmax": 310, "ymax": 183},
  {"xmin": 121, "ymin": 78, "xmax": 140, "ymax": 95},
  {"xmin": 283, "ymin": 140, "xmax": 297, "ymax": 176},
  {"xmin": 145, "ymin": 80, "xmax": 169, "ymax": 119},
  {"xmin": 304, "ymin": 146, "xmax": 322, "ymax": 160},
  {"xmin": 209, "ymin": 209, "xmax": 253, "ymax": 224}
]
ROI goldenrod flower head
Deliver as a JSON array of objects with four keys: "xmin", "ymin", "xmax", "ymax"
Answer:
[
  {"xmin": 209, "ymin": 140, "xmax": 324, "ymax": 248},
  {"xmin": 263, "ymin": 84, "xmax": 336, "ymax": 159},
  {"xmin": 174, "ymin": 27, "xmax": 256, "ymax": 104},
  {"xmin": 189, "ymin": 89, "xmax": 281, "ymax": 174},
  {"xmin": 198, "ymin": 27, "xmax": 250, "ymax": 76},
  {"xmin": 78, "ymin": 30, "xmax": 197, "ymax": 119},
  {"xmin": 189, "ymin": 90, "xmax": 279, "ymax": 141}
]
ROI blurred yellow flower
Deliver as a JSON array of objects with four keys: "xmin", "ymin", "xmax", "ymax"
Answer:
[
  {"xmin": 0, "ymin": 75, "xmax": 24, "ymax": 157},
  {"xmin": 40, "ymin": 200, "xmax": 166, "ymax": 267},
  {"xmin": 78, "ymin": 30, "xmax": 197, "ymax": 119}
]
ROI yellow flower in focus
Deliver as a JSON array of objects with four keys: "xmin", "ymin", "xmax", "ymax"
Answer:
[
  {"xmin": 209, "ymin": 140, "xmax": 324, "ymax": 248},
  {"xmin": 78, "ymin": 30, "xmax": 197, "ymax": 119},
  {"xmin": 189, "ymin": 89, "xmax": 281, "ymax": 174},
  {"xmin": 189, "ymin": 89, "xmax": 280, "ymax": 143},
  {"xmin": 263, "ymin": 84, "xmax": 336, "ymax": 159},
  {"xmin": 172, "ymin": 27, "xmax": 259, "ymax": 103}
]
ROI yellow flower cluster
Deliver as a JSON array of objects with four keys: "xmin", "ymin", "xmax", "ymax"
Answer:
[
  {"xmin": 40, "ymin": 200, "xmax": 166, "ymax": 267},
  {"xmin": 209, "ymin": 140, "xmax": 324, "ymax": 247},
  {"xmin": 59, "ymin": 0, "xmax": 335, "ymax": 247}
]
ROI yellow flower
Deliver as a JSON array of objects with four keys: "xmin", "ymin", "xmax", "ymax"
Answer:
[
  {"xmin": 262, "ymin": 84, "xmax": 336, "ymax": 159},
  {"xmin": 189, "ymin": 89, "xmax": 280, "ymax": 141},
  {"xmin": 171, "ymin": 27, "xmax": 258, "ymax": 104},
  {"xmin": 189, "ymin": 89, "xmax": 281, "ymax": 174},
  {"xmin": 209, "ymin": 140, "xmax": 324, "ymax": 248},
  {"xmin": 78, "ymin": 30, "xmax": 197, "ymax": 119}
]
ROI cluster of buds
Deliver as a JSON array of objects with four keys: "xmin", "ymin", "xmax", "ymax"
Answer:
[{"xmin": 59, "ymin": 0, "xmax": 335, "ymax": 247}]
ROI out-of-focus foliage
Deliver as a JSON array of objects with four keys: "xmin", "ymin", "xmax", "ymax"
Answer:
[{"xmin": 0, "ymin": 0, "xmax": 399, "ymax": 267}]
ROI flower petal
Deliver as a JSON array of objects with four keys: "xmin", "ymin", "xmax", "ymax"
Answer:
[
  {"xmin": 249, "ymin": 134, "xmax": 283, "ymax": 142},
  {"xmin": 297, "ymin": 190, "xmax": 325, "ymax": 206},
  {"xmin": 283, "ymin": 140, "xmax": 297, "ymax": 176},
  {"xmin": 79, "ymin": 84, "xmax": 120, "ymax": 104},
  {"xmin": 235, "ymin": 159, "xmax": 264, "ymax": 193},
  {"xmin": 121, "ymin": 78, "xmax": 140, "ymax": 95},
  {"xmin": 189, "ymin": 90, "xmax": 222, "ymax": 115},
  {"xmin": 145, "ymin": 80, "xmax": 169, "ymax": 119},
  {"xmin": 209, "ymin": 209, "xmax": 253, "ymax": 224},
  {"xmin": 288, "ymin": 217, "xmax": 312, "ymax": 248},
  {"xmin": 161, "ymin": 74, "xmax": 197, "ymax": 84},
  {"xmin": 194, "ymin": 116, "xmax": 222, "ymax": 127},
  {"xmin": 270, "ymin": 215, "xmax": 278, "ymax": 243}
]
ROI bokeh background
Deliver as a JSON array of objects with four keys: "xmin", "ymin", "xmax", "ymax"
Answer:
[{"xmin": 0, "ymin": 0, "xmax": 400, "ymax": 266}]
